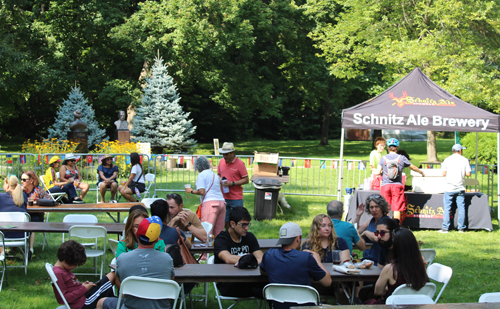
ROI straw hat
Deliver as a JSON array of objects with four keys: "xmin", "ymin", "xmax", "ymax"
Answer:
[{"xmin": 219, "ymin": 142, "xmax": 236, "ymax": 154}]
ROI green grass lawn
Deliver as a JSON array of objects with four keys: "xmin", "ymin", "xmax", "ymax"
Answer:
[{"xmin": 1, "ymin": 138, "xmax": 498, "ymax": 308}]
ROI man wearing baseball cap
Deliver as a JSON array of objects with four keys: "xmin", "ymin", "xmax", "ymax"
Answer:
[
  {"xmin": 439, "ymin": 144, "xmax": 472, "ymax": 233},
  {"xmin": 260, "ymin": 222, "xmax": 331, "ymax": 308},
  {"xmin": 103, "ymin": 216, "xmax": 175, "ymax": 309},
  {"xmin": 217, "ymin": 142, "xmax": 249, "ymax": 227}
]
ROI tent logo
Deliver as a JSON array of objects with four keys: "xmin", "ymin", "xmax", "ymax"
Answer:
[{"xmin": 389, "ymin": 91, "xmax": 456, "ymax": 108}]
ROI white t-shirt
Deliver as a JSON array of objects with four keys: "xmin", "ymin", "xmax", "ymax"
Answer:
[
  {"xmin": 441, "ymin": 153, "xmax": 471, "ymax": 192},
  {"xmin": 196, "ymin": 169, "xmax": 225, "ymax": 203},
  {"xmin": 131, "ymin": 164, "xmax": 145, "ymax": 183}
]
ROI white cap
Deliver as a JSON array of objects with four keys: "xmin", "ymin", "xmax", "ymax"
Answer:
[
  {"xmin": 277, "ymin": 222, "xmax": 302, "ymax": 245},
  {"xmin": 452, "ymin": 144, "xmax": 466, "ymax": 151}
]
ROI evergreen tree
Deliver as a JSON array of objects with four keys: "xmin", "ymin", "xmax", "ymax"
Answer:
[
  {"xmin": 47, "ymin": 87, "xmax": 107, "ymax": 146},
  {"xmin": 132, "ymin": 56, "xmax": 197, "ymax": 152}
]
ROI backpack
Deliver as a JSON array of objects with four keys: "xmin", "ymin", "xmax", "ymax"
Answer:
[
  {"xmin": 384, "ymin": 155, "xmax": 401, "ymax": 180},
  {"xmin": 165, "ymin": 244, "xmax": 184, "ymax": 267}
]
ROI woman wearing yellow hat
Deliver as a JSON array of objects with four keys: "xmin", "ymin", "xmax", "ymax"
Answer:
[{"xmin": 44, "ymin": 156, "xmax": 80, "ymax": 203}]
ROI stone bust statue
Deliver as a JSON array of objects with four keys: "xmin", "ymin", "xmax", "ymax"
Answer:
[{"xmin": 114, "ymin": 111, "xmax": 129, "ymax": 130}]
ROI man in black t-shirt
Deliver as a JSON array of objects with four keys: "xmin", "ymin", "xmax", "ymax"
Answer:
[{"xmin": 214, "ymin": 207, "xmax": 265, "ymax": 298}]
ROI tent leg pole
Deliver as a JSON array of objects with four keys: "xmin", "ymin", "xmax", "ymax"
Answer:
[
  {"xmin": 475, "ymin": 132, "xmax": 479, "ymax": 181},
  {"xmin": 338, "ymin": 128, "xmax": 345, "ymax": 201},
  {"xmin": 497, "ymin": 133, "xmax": 499, "ymax": 224}
]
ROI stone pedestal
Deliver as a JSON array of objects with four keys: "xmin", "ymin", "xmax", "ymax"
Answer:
[
  {"xmin": 115, "ymin": 130, "xmax": 130, "ymax": 143},
  {"xmin": 68, "ymin": 131, "xmax": 88, "ymax": 153}
]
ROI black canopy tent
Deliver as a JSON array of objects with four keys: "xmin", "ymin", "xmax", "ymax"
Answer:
[{"xmin": 338, "ymin": 68, "xmax": 500, "ymax": 221}]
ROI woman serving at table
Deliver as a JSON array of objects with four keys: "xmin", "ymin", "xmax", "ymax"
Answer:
[
  {"xmin": 118, "ymin": 152, "xmax": 145, "ymax": 202},
  {"xmin": 59, "ymin": 154, "xmax": 88, "ymax": 202}
]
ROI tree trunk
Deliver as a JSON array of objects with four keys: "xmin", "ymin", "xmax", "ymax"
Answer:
[
  {"xmin": 426, "ymin": 131, "xmax": 439, "ymax": 162},
  {"xmin": 372, "ymin": 130, "xmax": 382, "ymax": 150},
  {"xmin": 127, "ymin": 60, "xmax": 149, "ymax": 133},
  {"xmin": 319, "ymin": 99, "xmax": 331, "ymax": 146}
]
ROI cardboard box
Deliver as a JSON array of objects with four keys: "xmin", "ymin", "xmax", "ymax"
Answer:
[{"xmin": 253, "ymin": 152, "xmax": 279, "ymax": 176}]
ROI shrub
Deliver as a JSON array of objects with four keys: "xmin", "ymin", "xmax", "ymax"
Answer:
[
  {"xmin": 92, "ymin": 140, "xmax": 141, "ymax": 178},
  {"xmin": 460, "ymin": 132, "xmax": 497, "ymax": 166}
]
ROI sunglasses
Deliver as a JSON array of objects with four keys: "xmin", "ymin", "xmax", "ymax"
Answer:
[
  {"xmin": 167, "ymin": 193, "xmax": 180, "ymax": 199},
  {"xmin": 374, "ymin": 230, "xmax": 390, "ymax": 237},
  {"xmin": 21, "ymin": 178, "xmax": 30, "ymax": 182},
  {"xmin": 237, "ymin": 222, "xmax": 251, "ymax": 228},
  {"xmin": 368, "ymin": 194, "xmax": 382, "ymax": 199}
]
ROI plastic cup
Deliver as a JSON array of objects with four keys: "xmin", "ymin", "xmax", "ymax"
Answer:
[
  {"xmin": 332, "ymin": 250, "xmax": 342, "ymax": 265},
  {"xmin": 28, "ymin": 198, "xmax": 34, "ymax": 206},
  {"xmin": 184, "ymin": 184, "xmax": 191, "ymax": 189}
]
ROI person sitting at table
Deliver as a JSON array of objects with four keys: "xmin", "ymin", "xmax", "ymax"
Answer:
[
  {"xmin": 363, "ymin": 228, "xmax": 428, "ymax": 304},
  {"xmin": 327, "ymin": 200, "xmax": 366, "ymax": 255},
  {"xmin": 167, "ymin": 193, "xmax": 207, "ymax": 243},
  {"xmin": 301, "ymin": 214, "xmax": 350, "ymax": 264},
  {"xmin": 352, "ymin": 194, "xmax": 389, "ymax": 266},
  {"xmin": 150, "ymin": 199, "xmax": 191, "ymax": 248},
  {"xmin": 118, "ymin": 152, "xmax": 145, "ymax": 202},
  {"xmin": 52, "ymin": 240, "xmax": 117, "ymax": 309},
  {"xmin": 21, "ymin": 170, "xmax": 52, "ymax": 258},
  {"xmin": 59, "ymin": 154, "xmax": 88, "ymax": 203},
  {"xmin": 97, "ymin": 154, "xmax": 118, "ymax": 203},
  {"xmin": 44, "ymin": 156, "xmax": 79, "ymax": 203},
  {"xmin": 214, "ymin": 206, "xmax": 265, "ymax": 298},
  {"xmin": 374, "ymin": 217, "xmax": 400, "ymax": 267},
  {"xmin": 116, "ymin": 208, "xmax": 165, "ymax": 258},
  {"xmin": 260, "ymin": 222, "xmax": 332, "ymax": 309},
  {"xmin": 0, "ymin": 175, "xmax": 27, "ymax": 256}
]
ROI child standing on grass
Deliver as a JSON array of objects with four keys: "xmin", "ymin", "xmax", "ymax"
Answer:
[{"xmin": 52, "ymin": 240, "xmax": 117, "ymax": 309}]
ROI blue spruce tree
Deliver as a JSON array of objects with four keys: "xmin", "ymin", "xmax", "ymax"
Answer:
[
  {"xmin": 47, "ymin": 87, "xmax": 107, "ymax": 146},
  {"xmin": 132, "ymin": 56, "xmax": 197, "ymax": 152}
]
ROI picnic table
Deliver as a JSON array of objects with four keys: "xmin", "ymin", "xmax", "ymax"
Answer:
[
  {"xmin": 295, "ymin": 303, "xmax": 500, "ymax": 309},
  {"xmin": 27, "ymin": 202, "xmax": 143, "ymax": 222},
  {"xmin": 0, "ymin": 221, "xmax": 124, "ymax": 234}
]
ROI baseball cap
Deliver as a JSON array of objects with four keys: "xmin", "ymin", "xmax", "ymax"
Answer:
[
  {"xmin": 387, "ymin": 138, "xmax": 399, "ymax": 147},
  {"xmin": 136, "ymin": 216, "xmax": 163, "ymax": 243},
  {"xmin": 276, "ymin": 222, "xmax": 302, "ymax": 245},
  {"xmin": 452, "ymin": 144, "xmax": 466, "ymax": 151},
  {"xmin": 49, "ymin": 156, "xmax": 62, "ymax": 165}
]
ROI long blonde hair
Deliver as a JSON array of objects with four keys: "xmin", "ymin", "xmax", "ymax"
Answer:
[
  {"xmin": 124, "ymin": 208, "xmax": 149, "ymax": 249},
  {"xmin": 5, "ymin": 175, "xmax": 24, "ymax": 206},
  {"xmin": 303, "ymin": 214, "xmax": 338, "ymax": 260}
]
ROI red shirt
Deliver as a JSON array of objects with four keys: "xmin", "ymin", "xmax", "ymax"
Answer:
[
  {"xmin": 217, "ymin": 156, "xmax": 248, "ymax": 200},
  {"xmin": 52, "ymin": 266, "xmax": 88, "ymax": 309}
]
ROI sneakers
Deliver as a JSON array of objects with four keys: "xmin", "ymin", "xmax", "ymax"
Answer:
[
  {"xmin": 438, "ymin": 229, "xmax": 449, "ymax": 234},
  {"xmin": 72, "ymin": 198, "xmax": 86, "ymax": 204},
  {"xmin": 459, "ymin": 229, "xmax": 466, "ymax": 233}
]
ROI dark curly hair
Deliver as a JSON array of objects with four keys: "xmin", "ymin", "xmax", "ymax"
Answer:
[
  {"xmin": 364, "ymin": 194, "xmax": 390, "ymax": 216},
  {"xmin": 57, "ymin": 240, "xmax": 87, "ymax": 266}
]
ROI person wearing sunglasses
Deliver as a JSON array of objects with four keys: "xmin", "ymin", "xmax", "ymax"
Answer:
[
  {"xmin": 352, "ymin": 194, "xmax": 390, "ymax": 266},
  {"xmin": 214, "ymin": 207, "xmax": 265, "ymax": 298},
  {"xmin": 0, "ymin": 175, "xmax": 27, "ymax": 256},
  {"xmin": 59, "ymin": 153, "xmax": 88, "ymax": 203}
]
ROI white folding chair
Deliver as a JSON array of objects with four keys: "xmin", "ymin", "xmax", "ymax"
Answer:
[
  {"xmin": 141, "ymin": 198, "xmax": 165, "ymax": 209},
  {"xmin": 45, "ymin": 263, "xmax": 71, "ymax": 309},
  {"xmin": 479, "ymin": 292, "xmax": 500, "ymax": 303},
  {"xmin": 392, "ymin": 282, "xmax": 436, "ymax": 299},
  {"xmin": 2, "ymin": 212, "xmax": 30, "ymax": 275},
  {"xmin": 141, "ymin": 173, "xmax": 156, "ymax": 199},
  {"xmin": 386, "ymin": 294, "xmax": 434, "ymax": 305},
  {"xmin": 62, "ymin": 214, "xmax": 99, "ymax": 244},
  {"xmin": 68, "ymin": 225, "xmax": 107, "ymax": 278},
  {"xmin": 39, "ymin": 175, "xmax": 66, "ymax": 203},
  {"xmin": 0, "ymin": 231, "xmax": 6, "ymax": 292},
  {"xmin": 108, "ymin": 239, "xmax": 119, "ymax": 257},
  {"xmin": 263, "ymin": 283, "xmax": 321, "ymax": 308},
  {"xmin": 420, "ymin": 249, "xmax": 436, "ymax": 268},
  {"xmin": 427, "ymin": 263, "xmax": 453, "ymax": 303},
  {"xmin": 209, "ymin": 256, "xmax": 261, "ymax": 309},
  {"xmin": 116, "ymin": 276, "xmax": 180, "ymax": 309}
]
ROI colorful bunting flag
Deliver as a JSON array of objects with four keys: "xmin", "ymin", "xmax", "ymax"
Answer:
[
  {"xmin": 304, "ymin": 159, "xmax": 311, "ymax": 168},
  {"xmin": 332, "ymin": 161, "xmax": 338, "ymax": 169},
  {"xmin": 125, "ymin": 156, "xmax": 131, "ymax": 165},
  {"xmin": 278, "ymin": 158, "xmax": 283, "ymax": 167},
  {"xmin": 179, "ymin": 156, "xmax": 184, "ymax": 165},
  {"xmin": 291, "ymin": 159, "xmax": 295, "ymax": 167},
  {"xmin": 75, "ymin": 156, "xmax": 80, "ymax": 162},
  {"xmin": 249, "ymin": 157, "xmax": 253, "ymax": 165},
  {"xmin": 319, "ymin": 160, "xmax": 326, "ymax": 169},
  {"xmin": 20, "ymin": 155, "xmax": 26, "ymax": 164},
  {"xmin": 191, "ymin": 156, "xmax": 195, "ymax": 165},
  {"xmin": 348, "ymin": 161, "xmax": 354, "ymax": 170},
  {"xmin": 86, "ymin": 155, "xmax": 93, "ymax": 164},
  {"xmin": 150, "ymin": 154, "xmax": 156, "ymax": 161},
  {"xmin": 471, "ymin": 165, "xmax": 475, "ymax": 174},
  {"xmin": 483, "ymin": 166, "xmax": 488, "ymax": 174},
  {"xmin": 140, "ymin": 155, "xmax": 143, "ymax": 164},
  {"xmin": 6, "ymin": 155, "xmax": 12, "ymax": 164},
  {"xmin": 45, "ymin": 156, "xmax": 49, "ymax": 164},
  {"xmin": 358, "ymin": 162, "xmax": 366, "ymax": 170},
  {"xmin": 61, "ymin": 155, "xmax": 65, "ymax": 160},
  {"xmin": 37, "ymin": 155, "xmax": 41, "ymax": 164},
  {"xmin": 98, "ymin": 156, "xmax": 104, "ymax": 164}
]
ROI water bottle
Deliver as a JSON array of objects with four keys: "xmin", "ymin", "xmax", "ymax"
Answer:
[
  {"xmin": 134, "ymin": 187, "xmax": 141, "ymax": 199},
  {"xmin": 221, "ymin": 177, "xmax": 230, "ymax": 193}
]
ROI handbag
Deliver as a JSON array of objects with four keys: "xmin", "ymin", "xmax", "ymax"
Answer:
[
  {"xmin": 36, "ymin": 199, "xmax": 58, "ymax": 206},
  {"xmin": 195, "ymin": 173, "xmax": 216, "ymax": 219},
  {"xmin": 176, "ymin": 227, "xmax": 198, "ymax": 265},
  {"xmin": 165, "ymin": 244, "xmax": 184, "ymax": 267}
]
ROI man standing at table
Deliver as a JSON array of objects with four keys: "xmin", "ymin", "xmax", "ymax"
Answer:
[
  {"xmin": 327, "ymin": 200, "xmax": 366, "ymax": 255},
  {"xmin": 439, "ymin": 144, "xmax": 471, "ymax": 233},
  {"xmin": 217, "ymin": 142, "xmax": 249, "ymax": 227},
  {"xmin": 260, "ymin": 222, "xmax": 332, "ymax": 309},
  {"xmin": 214, "ymin": 206, "xmax": 264, "ymax": 298},
  {"xmin": 102, "ymin": 216, "xmax": 175, "ymax": 309},
  {"xmin": 167, "ymin": 193, "xmax": 207, "ymax": 243}
]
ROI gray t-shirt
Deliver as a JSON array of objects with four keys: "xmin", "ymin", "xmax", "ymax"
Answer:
[
  {"xmin": 116, "ymin": 248, "xmax": 175, "ymax": 309},
  {"xmin": 378, "ymin": 153, "xmax": 411, "ymax": 186}
]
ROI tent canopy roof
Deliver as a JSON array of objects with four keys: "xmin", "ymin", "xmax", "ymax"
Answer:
[{"xmin": 342, "ymin": 68, "xmax": 499, "ymax": 133}]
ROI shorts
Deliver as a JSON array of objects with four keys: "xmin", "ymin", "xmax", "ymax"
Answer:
[
  {"xmin": 224, "ymin": 199, "xmax": 243, "ymax": 222},
  {"xmin": 81, "ymin": 276, "xmax": 115, "ymax": 309},
  {"xmin": 128, "ymin": 182, "xmax": 146, "ymax": 193},
  {"xmin": 97, "ymin": 180, "xmax": 117, "ymax": 188},
  {"xmin": 102, "ymin": 297, "xmax": 124, "ymax": 309},
  {"xmin": 380, "ymin": 184, "xmax": 405, "ymax": 211}
]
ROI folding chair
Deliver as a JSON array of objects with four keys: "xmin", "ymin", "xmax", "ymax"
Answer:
[
  {"xmin": 116, "ymin": 276, "xmax": 180, "ymax": 309},
  {"xmin": 39, "ymin": 175, "xmax": 66, "ymax": 203},
  {"xmin": 141, "ymin": 198, "xmax": 165, "ymax": 209},
  {"xmin": 263, "ymin": 283, "xmax": 321, "ymax": 308},
  {"xmin": 420, "ymin": 248, "xmax": 436, "ymax": 267},
  {"xmin": 68, "ymin": 225, "xmax": 107, "ymax": 278},
  {"xmin": 427, "ymin": 263, "xmax": 453, "ymax": 303},
  {"xmin": 0, "ymin": 231, "xmax": 5, "ymax": 292},
  {"xmin": 479, "ymin": 292, "xmax": 500, "ymax": 303},
  {"xmin": 62, "ymin": 214, "xmax": 99, "ymax": 244},
  {"xmin": 45, "ymin": 263, "xmax": 71, "ymax": 309},
  {"xmin": 386, "ymin": 294, "xmax": 434, "ymax": 305},
  {"xmin": 392, "ymin": 282, "xmax": 436, "ymax": 299},
  {"xmin": 141, "ymin": 173, "xmax": 156, "ymax": 199},
  {"xmin": 3, "ymin": 212, "xmax": 30, "ymax": 275},
  {"xmin": 108, "ymin": 239, "xmax": 119, "ymax": 257},
  {"xmin": 209, "ymin": 256, "xmax": 261, "ymax": 309}
]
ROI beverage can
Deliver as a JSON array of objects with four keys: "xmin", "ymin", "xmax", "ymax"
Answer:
[{"xmin": 208, "ymin": 234, "xmax": 214, "ymax": 246}]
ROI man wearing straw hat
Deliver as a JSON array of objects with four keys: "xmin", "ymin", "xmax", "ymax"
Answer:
[{"xmin": 217, "ymin": 142, "xmax": 249, "ymax": 227}]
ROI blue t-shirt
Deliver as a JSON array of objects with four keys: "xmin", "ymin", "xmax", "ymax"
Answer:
[
  {"xmin": 301, "ymin": 237, "xmax": 349, "ymax": 263},
  {"xmin": 362, "ymin": 215, "xmax": 388, "ymax": 265},
  {"xmin": 0, "ymin": 192, "xmax": 28, "ymax": 238},
  {"xmin": 159, "ymin": 224, "xmax": 186, "ymax": 245},
  {"xmin": 332, "ymin": 218, "xmax": 360, "ymax": 254},
  {"xmin": 97, "ymin": 164, "xmax": 119, "ymax": 184},
  {"xmin": 379, "ymin": 154, "xmax": 411, "ymax": 186}
]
